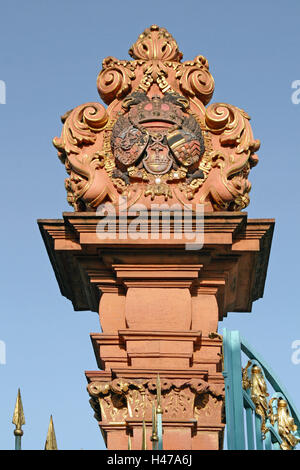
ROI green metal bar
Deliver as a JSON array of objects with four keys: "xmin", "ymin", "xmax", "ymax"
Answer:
[
  {"xmin": 15, "ymin": 435, "xmax": 21, "ymax": 451},
  {"xmin": 272, "ymin": 441, "xmax": 281, "ymax": 450},
  {"xmin": 141, "ymin": 420, "xmax": 147, "ymax": 450},
  {"xmin": 266, "ymin": 423, "xmax": 282, "ymax": 450},
  {"xmin": 151, "ymin": 402, "xmax": 158, "ymax": 450},
  {"xmin": 222, "ymin": 329, "xmax": 235, "ymax": 449},
  {"xmin": 264, "ymin": 427, "xmax": 272, "ymax": 450},
  {"xmin": 156, "ymin": 374, "xmax": 163, "ymax": 450},
  {"xmin": 222, "ymin": 329, "xmax": 246, "ymax": 450},
  {"xmin": 254, "ymin": 415, "xmax": 264, "ymax": 450},
  {"xmin": 231, "ymin": 331, "xmax": 246, "ymax": 449},
  {"xmin": 245, "ymin": 407, "xmax": 255, "ymax": 450},
  {"xmin": 243, "ymin": 387, "xmax": 263, "ymax": 450}
]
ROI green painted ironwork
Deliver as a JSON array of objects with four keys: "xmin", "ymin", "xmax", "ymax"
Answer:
[
  {"xmin": 222, "ymin": 329, "xmax": 246, "ymax": 449},
  {"xmin": 15, "ymin": 435, "xmax": 22, "ymax": 451},
  {"xmin": 223, "ymin": 328, "xmax": 300, "ymax": 450}
]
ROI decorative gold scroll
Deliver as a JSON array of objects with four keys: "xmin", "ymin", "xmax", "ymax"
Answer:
[
  {"xmin": 242, "ymin": 361, "xmax": 300, "ymax": 449},
  {"xmin": 269, "ymin": 398, "xmax": 300, "ymax": 450}
]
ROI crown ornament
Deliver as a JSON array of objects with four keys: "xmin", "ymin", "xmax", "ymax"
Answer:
[{"xmin": 53, "ymin": 25, "xmax": 260, "ymax": 211}]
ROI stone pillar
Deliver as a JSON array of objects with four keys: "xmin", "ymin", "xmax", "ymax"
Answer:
[
  {"xmin": 38, "ymin": 212, "xmax": 274, "ymax": 449},
  {"xmin": 40, "ymin": 24, "xmax": 273, "ymax": 450}
]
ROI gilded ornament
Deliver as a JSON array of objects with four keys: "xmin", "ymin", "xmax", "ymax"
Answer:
[
  {"xmin": 269, "ymin": 398, "xmax": 300, "ymax": 450},
  {"xmin": 242, "ymin": 362, "xmax": 269, "ymax": 436}
]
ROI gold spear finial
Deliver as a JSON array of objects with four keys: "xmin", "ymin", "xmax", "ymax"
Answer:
[
  {"xmin": 150, "ymin": 401, "xmax": 158, "ymax": 447},
  {"xmin": 44, "ymin": 415, "xmax": 58, "ymax": 450},
  {"xmin": 156, "ymin": 374, "xmax": 162, "ymax": 413},
  {"xmin": 12, "ymin": 388, "xmax": 25, "ymax": 436},
  {"xmin": 142, "ymin": 419, "xmax": 147, "ymax": 450}
]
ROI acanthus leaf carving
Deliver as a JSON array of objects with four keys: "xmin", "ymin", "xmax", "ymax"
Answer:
[
  {"xmin": 205, "ymin": 102, "xmax": 260, "ymax": 157},
  {"xmin": 204, "ymin": 103, "xmax": 260, "ymax": 211},
  {"xmin": 87, "ymin": 377, "xmax": 224, "ymax": 424},
  {"xmin": 53, "ymin": 102, "xmax": 108, "ymax": 158}
]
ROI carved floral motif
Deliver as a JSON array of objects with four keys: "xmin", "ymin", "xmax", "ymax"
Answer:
[{"xmin": 87, "ymin": 377, "xmax": 224, "ymax": 424}]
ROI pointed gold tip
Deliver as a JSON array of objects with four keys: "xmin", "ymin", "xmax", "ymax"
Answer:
[
  {"xmin": 142, "ymin": 419, "xmax": 147, "ymax": 450},
  {"xmin": 13, "ymin": 388, "xmax": 25, "ymax": 435},
  {"xmin": 156, "ymin": 374, "xmax": 162, "ymax": 413},
  {"xmin": 45, "ymin": 415, "xmax": 58, "ymax": 450},
  {"xmin": 128, "ymin": 434, "xmax": 132, "ymax": 450},
  {"xmin": 151, "ymin": 401, "xmax": 158, "ymax": 442}
]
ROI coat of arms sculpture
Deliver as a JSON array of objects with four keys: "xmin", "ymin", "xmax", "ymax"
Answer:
[{"xmin": 53, "ymin": 25, "xmax": 260, "ymax": 212}]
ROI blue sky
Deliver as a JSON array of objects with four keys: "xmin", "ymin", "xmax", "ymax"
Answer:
[{"xmin": 1, "ymin": 0, "xmax": 300, "ymax": 450}]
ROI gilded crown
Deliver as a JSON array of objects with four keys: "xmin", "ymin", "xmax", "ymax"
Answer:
[{"xmin": 123, "ymin": 91, "xmax": 188, "ymax": 128}]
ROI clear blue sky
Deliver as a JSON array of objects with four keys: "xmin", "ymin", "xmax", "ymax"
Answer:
[{"xmin": 1, "ymin": 0, "xmax": 300, "ymax": 450}]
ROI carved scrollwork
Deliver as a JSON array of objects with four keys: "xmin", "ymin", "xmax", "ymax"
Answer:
[
  {"xmin": 205, "ymin": 103, "xmax": 260, "ymax": 158},
  {"xmin": 203, "ymin": 103, "xmax": 260, "ymax": 211},
  {"xmin": 176, "ymin": 55, "xmax": 215, "ymax": 105},
  {"xmin": 53, "ymin": 102, "xmax": 110, "ymax": 209},
  {"xmin": 97, "ymin": 57, "xmax": 136, "ymax": 105},
  {"xmin": 63, "ymin": 151, "xmax": 106, "ymax": 210},
  {"xmin": 53, "ymin": 103, "xmax": 108, "ymax": 158}
]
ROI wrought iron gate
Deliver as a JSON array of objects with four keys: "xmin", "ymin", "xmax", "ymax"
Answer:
[{"xmin": 223, "ymin": 329, "xmax": 300, "ymax": 450}]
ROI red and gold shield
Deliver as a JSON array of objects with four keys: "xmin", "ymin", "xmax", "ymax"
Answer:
[
  {"xmin": 167, "ymin": 129, "xmax": 202, "ymax": 167},
  {"xmin": 114, "ymin": 125, "xmax": 149, "ymax": 167},
  {"xmin": 143, "ymin": 137, "xmax": 173, "ymax": 175}
]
